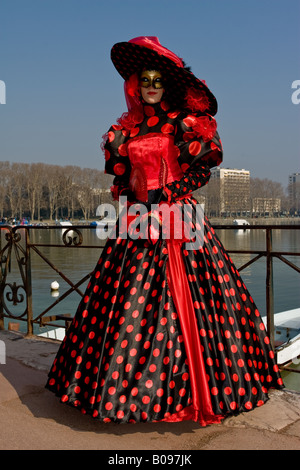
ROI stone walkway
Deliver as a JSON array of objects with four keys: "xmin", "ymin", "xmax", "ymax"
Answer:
[{"xmin": 1, "ymin": 330, "xmax": 300, "ymax": 451}]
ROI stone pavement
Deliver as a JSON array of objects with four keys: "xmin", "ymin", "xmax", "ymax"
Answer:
[{"xmin": 0, "ymin": 329, "xmax": 300, "ymax": 451}]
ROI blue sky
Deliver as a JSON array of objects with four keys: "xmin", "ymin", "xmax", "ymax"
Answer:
[{"xmin": 0, "ymin": 0, "xmax": 299, "ymax": 187}]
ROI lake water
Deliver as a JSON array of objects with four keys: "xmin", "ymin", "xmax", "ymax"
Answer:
[{"xmin": 2, "ymin": 221, "xmax": 300, "ymax": 389}]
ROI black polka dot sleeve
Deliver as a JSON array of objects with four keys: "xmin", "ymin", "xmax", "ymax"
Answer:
[
  {"xmin": 163, "ymin": 112, "xmax": 223, "ymax": 202},
  {"xmin": 163, "ymin": 162, "xmax": 211, "ymax": 203},
  {"xmin": 104, "ymin": 125, "xmax": 132, "ymax": 200}
]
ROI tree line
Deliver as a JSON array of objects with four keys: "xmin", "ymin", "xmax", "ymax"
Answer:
[
  {"xmin": 0, "ymin": 161, "xmax": 295, "ymax": 222},
  {"xmin": 0, "ymin": 161, "xmax": 113, "ymax": 222}
]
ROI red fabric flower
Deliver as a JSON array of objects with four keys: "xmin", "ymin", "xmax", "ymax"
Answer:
[
  {"xmin": 185, "ymin": 87, "xmax": 210, "ymax": 112},
  {"xmin": 191, "ymin": 116, "xmax": 217, "ymax": 142},
  {"xmin": 118, "ymin": 109, "xmax": 143, "ymax": 130}
]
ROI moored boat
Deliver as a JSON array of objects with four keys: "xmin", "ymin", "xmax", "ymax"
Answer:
[
  {"xmin": 233, "ymin": 218, "xmax": 250, "ymax": 226},
  {"xmin": 262, "ymin": 308, "xmax": 300, "ymax": 365}
]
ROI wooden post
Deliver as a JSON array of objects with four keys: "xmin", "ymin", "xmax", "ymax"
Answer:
[
  {"xmin": 25, "ymin": 228, "xmax": 34, "ymax": 336},
  {"xmin": 266, "ymin": 228, "xmax": 275, "ymax": 348}
]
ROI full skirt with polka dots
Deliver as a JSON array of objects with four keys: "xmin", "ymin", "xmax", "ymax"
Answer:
[{"xmin": 46, "ymin": 197, "xmax": 284, "ymax": 425}]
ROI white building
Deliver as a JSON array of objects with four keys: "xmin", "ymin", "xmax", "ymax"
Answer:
[
  {"xmin": 252, "ymin": 197, "xmax": 281, "ymax": 216},
  {"xmin": 210, "ymin": 167, "xmax": 250, "ymax": 215}
]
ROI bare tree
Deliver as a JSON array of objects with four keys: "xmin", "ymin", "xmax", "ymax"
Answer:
[
  {"xmin": 75, "ymin": 168, "xmax": 94, "ymax": 220},
  {"xmin": 24, "ymin": 163, "xmax": 46, "ymax": 221},
  {"xmin": 44, "ymin": 165, "xmax": 64, "ymax": 221},
  {"xmin": 201, "ymin": 178, "xmax": 221, "ymax": 216},
  {"xmin": 6, "ymin": 163, "xmax": 28, "ymax": 219},
  {"xmin": 250, "ymin": 177, "xmax": 286, "ymax": 216},
  {"xmin": 0, "ymin": 161, "xmax": 10, "ymax": 218},
  {"xmin": 62, "ymin": 166, "xmax": 82, "ymax": 219}
]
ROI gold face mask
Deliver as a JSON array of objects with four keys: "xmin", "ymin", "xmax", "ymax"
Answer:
[{"xmin": 140, "ymin": 70, "xmax": 164, "ymax": 89}]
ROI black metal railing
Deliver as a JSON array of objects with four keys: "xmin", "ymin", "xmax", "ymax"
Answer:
[
  {"xmin": 0, "ymin": 223, "xmax": 299, "ymax": 373},
  {"xmin": 0, "ymin": 224, "xmax": 106, "ymax": 335}
]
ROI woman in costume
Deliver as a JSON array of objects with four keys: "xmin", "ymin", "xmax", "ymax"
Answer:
[{"xmin": 46, "ymin": 37, "xmax": 283, "ymax": 425}]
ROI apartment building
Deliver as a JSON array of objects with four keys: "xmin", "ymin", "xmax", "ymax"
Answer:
[
  {"xmin": 210, "ymin": 167, "xmax": 251, "ymax": 215},
  {"xmin": 252, "ymin": 197, "xmax": 281, "ymax": 216},
  {"xmin": 288, "ymin": 172, "xmax": 300, "ymax": 213}
]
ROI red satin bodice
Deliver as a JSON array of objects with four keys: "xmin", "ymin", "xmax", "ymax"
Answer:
[{"xmin": 127, "ymin": 133, "xmax": 184, "ymax": 201}]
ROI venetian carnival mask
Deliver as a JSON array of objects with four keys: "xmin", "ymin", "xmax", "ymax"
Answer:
[
  {"xmin": 140, "ymin": 70, "xmax": 164, "ymax": 104},
  {"xmin": 140, "ymin": 70, "xmax": 164, "ymax": 89}
]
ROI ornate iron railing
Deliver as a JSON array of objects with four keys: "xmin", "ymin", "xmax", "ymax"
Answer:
[
  {"xmin": 0, "ymin": 224, "xmax": 105, "ymax": 335},
  {"xmin": 0, "ymin": 223, "xmax": 299, "ymax": 373}
]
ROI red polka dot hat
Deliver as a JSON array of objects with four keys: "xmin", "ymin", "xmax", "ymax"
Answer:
[{"xmin": 110, "ymin": 36, "xmax": 218, "ymax": 116}]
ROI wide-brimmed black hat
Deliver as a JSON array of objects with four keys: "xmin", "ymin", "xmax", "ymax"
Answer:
[{"xmin": 110, "ymin": 36, "xmax": 218, "ymax": 115}]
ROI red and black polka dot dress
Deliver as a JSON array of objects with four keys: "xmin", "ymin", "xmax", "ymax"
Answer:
[{"xmin": 46, "ymin": 101, "xmax": 284, "ymax": 425}]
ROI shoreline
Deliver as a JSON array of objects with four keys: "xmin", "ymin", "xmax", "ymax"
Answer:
[
  {"xmin": 5, "ymin": 216, "xmax": 300, "ymax": 227},
  {"xmin": 211, "ymin": 217, "xmax": 300, "ymax": 226}
]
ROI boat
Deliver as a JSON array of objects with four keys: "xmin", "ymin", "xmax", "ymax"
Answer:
[
  {"xmin": 55, "ymin": 219, "xmax": 74, "ymax": 238},
  {"xmin": 262, "ymin": 308, "xmax": 300, "ymax": 365},
  {"xmin": 91, "ymin": 219, "xmax": 117, "ymax": 239},
  {"xmin": 232, "ymin": 219, "xmax": 250, "ymax": 234},
  {"xmin": 233, "ymin": 219, "xmax": 250, "ymax": 226},
  {"xmin": 38, "ymin": 327, "xmax": 66, "ymax": 341},
  {"xmin": 91, "ymin": 204, "xmax": 117, "ymax": 238},
  {"xmin": 56, "ymin": 219, "xmax": 72, "ymax": 227},
  {"xmin": 0, "ymin": 217, "xmax": 31, "ymax": 227},
  {"xmin": 90, "ymin": 218, "xmax": 116, "ymax": 229}
]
